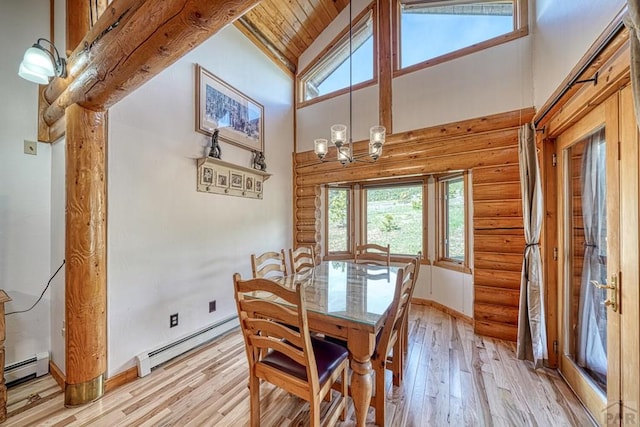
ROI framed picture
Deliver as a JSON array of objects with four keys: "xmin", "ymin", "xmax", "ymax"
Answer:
[
  {"xmin": 230, "ymin": 172, "xmax": 244, "ymax": 189},
  {"xmin": 201, "ymin": 167, "xmax": 214, "ymax": 185},
  {"xmin": 216, "ymin": 171, "xmax": 229, "ymax": 188},
  {"xmin": 255, "ymin": 178, "xmax": 263, "ymax": 193},
  {"xmin": 245, "ymin": 176, "xmax": 254, "ymax": 192},
  {"xmin": 196, "ymin": 64, "xmax": 264, "ymax": 152}
]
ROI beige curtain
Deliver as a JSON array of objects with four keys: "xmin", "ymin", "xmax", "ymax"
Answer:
[
  {"xmin": 516, "ymin": 123, "xmax": 548, "ymax": 368},
  {"xmin": 626, "ymin": 0, "xmax": 640, "ymax": 128}
]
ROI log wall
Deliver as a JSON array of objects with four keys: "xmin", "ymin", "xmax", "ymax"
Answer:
[{"xmin": 293, "ymin": 108, "xmax": 533, "ymax": 340}]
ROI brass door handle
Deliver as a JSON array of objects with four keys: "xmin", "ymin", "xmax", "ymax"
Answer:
[{"xmin": 590, "ymin": 275, "xmax": 618, "ymax": 312}]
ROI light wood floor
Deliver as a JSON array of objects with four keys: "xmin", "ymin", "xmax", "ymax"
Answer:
[{"xmin": 4, "ymin": 305, "xmax": 592, "ymax": 426}]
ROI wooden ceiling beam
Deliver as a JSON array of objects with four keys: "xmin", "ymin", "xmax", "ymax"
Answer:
[{"xmin": 41, "ymin": 0, "xmax": 260, "ymax": 127}]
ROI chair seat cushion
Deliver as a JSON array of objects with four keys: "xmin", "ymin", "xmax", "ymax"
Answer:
[{"xmin": 260, "ymin": 337, "xmax": 348, "ymax": 384}]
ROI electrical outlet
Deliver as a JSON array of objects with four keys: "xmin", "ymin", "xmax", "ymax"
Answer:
[
  {"xmin": 24, "ymin": 140, "xmax": 37, "ymax": 155},
  {"xmin": 170, "ymin": 313, "xmax": 179, "ymax": 328},
  {"xmin": 209, "ymin": 300, "xmax": 216, "ymax": 313}
]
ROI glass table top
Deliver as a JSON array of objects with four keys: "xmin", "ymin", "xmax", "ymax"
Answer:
[{"xmin": 270, "ymin": 260, "xmax": 401, "ymax": 326}]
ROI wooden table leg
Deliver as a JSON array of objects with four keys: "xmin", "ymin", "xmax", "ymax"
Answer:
[{"xmin": 348, "ymin": 330, "xmax": 375, "ymax": 427}]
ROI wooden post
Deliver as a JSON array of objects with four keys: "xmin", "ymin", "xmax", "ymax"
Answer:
[
  {"xmin": 378, "ymin": 0, "xmax": 392, "ymax": 133},
  {"xmin": 64, "ymin": 104, "xmax": 108, "ymax": 406}
]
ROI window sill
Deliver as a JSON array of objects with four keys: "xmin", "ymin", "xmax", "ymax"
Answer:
[
  {"xmin": 297, "ymin": 78, "xmax": 377, "ymax": 109},
  {"xmin": 433, "ymin": 260, "xmax": 472, "ymax": 275}
]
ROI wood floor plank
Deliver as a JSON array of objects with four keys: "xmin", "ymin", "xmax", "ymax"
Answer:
[{"xmin": 4, "ymin": 305, "xmax": 591, "ymax": 426}]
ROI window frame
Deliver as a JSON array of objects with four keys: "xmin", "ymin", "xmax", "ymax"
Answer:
[
  {"xmin": 435, "ymin": 172, "xmax": 470, "ymax": 273},
  {"xmin": 360, "ymin": 178, "xmax": 427, "ymax": 258},
  {"xmin": 324, "ymin": 184, "xmax": 355, "ymax": 260},
  {"xmin": 392, "ymin": 0, "xmax": 528, "ymax": 77},
  {"xmin": 297, "ymin": 3, "xmax": 378, "ymax": 108}
]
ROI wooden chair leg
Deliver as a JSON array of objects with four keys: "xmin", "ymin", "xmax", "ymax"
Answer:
[
  {"xmin": 374, "ymin": 364, "xmax": 386, "ymax": 427},
  {"xmin": 340, "ymin": 367, "xmax": 348, "ymax": 421},
  {"xmin": 310, "ymin": 395, "xmax": 321, "ymax": 427},
  {"xmin": 249, "ymin": 374, "xmax": 260, "ymax": 427}
]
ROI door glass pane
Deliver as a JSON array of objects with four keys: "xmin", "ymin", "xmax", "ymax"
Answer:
[
  {"xmin": 566, "ymin": 127, "xmax": 607, "ymax": 392},
  {"xmin": 327, "ymin": 188, "xmax": 350, "ymax": 253}
]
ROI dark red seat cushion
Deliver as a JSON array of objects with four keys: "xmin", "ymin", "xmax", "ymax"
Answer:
[{"xmin": 260, "ymin": 337, "xmax": 348, "ymax": 385}]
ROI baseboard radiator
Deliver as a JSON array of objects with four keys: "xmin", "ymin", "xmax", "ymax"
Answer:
[
  {"xmin": 135, "ymin": 315, "xmax": 239, "ymax": 377},
  {"xmin": 5, "ymin": 352, "xmax": 50, "ymax": 386}
]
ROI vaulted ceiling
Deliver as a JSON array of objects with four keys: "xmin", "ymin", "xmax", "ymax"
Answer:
[{"xmin": 235, "ymin": 0, "xmax": 351, "ymax": 73}]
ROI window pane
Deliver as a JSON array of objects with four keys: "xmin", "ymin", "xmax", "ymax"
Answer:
[
  {"xmin": 400, "ymin": 1, "xmax": 514, "ymax": 68},
  {"xmin": 314, "ymin": 37, "xmax": 373, "ymax": 97},
  {"xmin": 445, "ymin": 178, "xmax": 465, "ymax": 260},
  {"xmin": 328, "ymin": 188, "xmax": 349, "ymax": 252},
  {"xmin": 302, "ymin": 13, "xmax": 374, "ymax": 101},
  {"xmin": 365, "ymin": 185, "xmax": 423, "ymax": 255}
]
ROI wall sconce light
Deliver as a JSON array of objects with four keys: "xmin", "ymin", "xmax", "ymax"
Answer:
[{"xmin": 18, "ymin": 38, "xmax": 67, "ymax": 84}]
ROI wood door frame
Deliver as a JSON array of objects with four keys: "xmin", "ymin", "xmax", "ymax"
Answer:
[{"xmin": 554, "ymin": 93, "xmax": 621, "ymax": 425}]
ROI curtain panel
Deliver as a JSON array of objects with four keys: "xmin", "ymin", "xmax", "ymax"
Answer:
[
  {"xmin": 626, "ymin": 0, "xmax": 640, "ymax": 128},
  {"xmin": 516, "ymin": 123, "xmax": 548, "ymax": 368}
]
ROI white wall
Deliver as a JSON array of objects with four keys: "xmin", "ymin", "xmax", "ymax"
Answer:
[
  {"xmin": 533, "ymin": 0, "xmax": 626, "ymax": 109},
  {"xmin": 0, "ymin": 0, "xmax": 53, "ymax": 366},
  {"xmin": 107, "ymin": 26, "xmax": 293, "ymax": 376}
]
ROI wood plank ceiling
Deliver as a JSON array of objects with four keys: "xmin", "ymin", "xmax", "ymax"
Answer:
[{"xmin": 235, "ymin": 0, "xmax": 350, "ymax": 73}]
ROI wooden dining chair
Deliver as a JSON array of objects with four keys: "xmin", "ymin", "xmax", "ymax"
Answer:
[
  {"xmin": 250, "ymin": 250, "xmax": 288, "ymax": 279},
  {"xmin": 354, "ymin": 243, "xmax": 391, "ymax": 266},
  {"xmin": 371, "ymin": 255, "xmax": 419, "ymax": 426},
  {"xmin": 289, "ymin": 246, "xmax": 316, "ymax": 274},
  {"xmin": 233, "ymin": 273, "xmax": 349, "ymax": 427}
]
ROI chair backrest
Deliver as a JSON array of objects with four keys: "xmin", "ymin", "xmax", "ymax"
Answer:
[
  {"xmin": 289, "ymin": 246, "xmax": 316, "ymax": 274},
  {"xmin": 251, "ymin": 250, "xmax": 288, "ymax": 279},
  {"xmin": 233, "ymin": 273, "xmax": 319, "ymax": 394},
  {"xmin": 354, "ymin": 243, "xmax": 390, "ymax": 266},
  {"xmin": 375, "ymin": 256, "xmax": 420, "ymax": 360}
]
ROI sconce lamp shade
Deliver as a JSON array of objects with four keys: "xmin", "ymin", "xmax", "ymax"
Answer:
[{"xmin": 18, "ymin": 39, "xmax": 66, "ymax": 84}]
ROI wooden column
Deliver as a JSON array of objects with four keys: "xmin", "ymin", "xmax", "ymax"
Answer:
[
  {"xmin": 378, "ymin": 0, "xmax": 392, "ymax": 133},
  {"xmin": 0, "ymin": 291, "xmax": 12, "ymax": 422},
  {"xmin": 64, "ymin": 104, "xmax": 107, "ymax": 406}
]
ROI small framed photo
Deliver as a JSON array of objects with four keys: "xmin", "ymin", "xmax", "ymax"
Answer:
[
  {"xmin": 201, "ymin": 167, "xmax": 214, "ymax": 185},
  {"xmin": 230, "ymin": 172, "xmax": 244, "ymax": 189},
  {"xmin": 245, "ymin": 176, "xmax": 254, "ymax": 192},
  {"xmin": 216, "ymin": 171, "xmax": 229, "ymax": 188},
  {"xmin": 255, "ymin": 178, "xmax": 263, "ymax": 193}
]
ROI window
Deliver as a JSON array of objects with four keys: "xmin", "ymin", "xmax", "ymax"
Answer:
[
  {"xmin": 325, "ymin": 180, "xmax": 426, "ymax": 259},
  {"xmin": 363, "ymin": 182, "xmax": 423, "ymax": 255},
  {"xmin": 299, "ymin": 10, "xmax": 375, "ymax": 103},
  {"xmin": 326, "ymin": 186, "xmax": 352, "ymax": 253},
  {"xmin": 437, "ymin": 174, "xmax": 467, "ymax": 267},
  {"xmin": 397, "ymin": 0, "xmax": 525, "ymax": 70}
]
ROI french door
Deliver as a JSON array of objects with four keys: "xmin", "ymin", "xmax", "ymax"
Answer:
[{"xmin": 556, "ymin": 92, "xmax": 621, "ymax": 424}]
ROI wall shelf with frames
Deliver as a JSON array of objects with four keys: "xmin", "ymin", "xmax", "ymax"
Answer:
[{"xmin": 197, "ymin": 157, "xmax": 271, "ymax": 199}]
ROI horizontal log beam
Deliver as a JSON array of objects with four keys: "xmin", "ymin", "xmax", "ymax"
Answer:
[{"xmin": 43, "ymin": 0, "xmax": 259, "ymax": 126}]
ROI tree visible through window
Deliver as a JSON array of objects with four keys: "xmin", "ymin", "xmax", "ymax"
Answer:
[
  {"xmin": 440, "ymin": 175, "xmax": 465, "ymax": 262},
  {"xmin": 327, "ymin": 187, "xmax": 350, "ymax": 252},
  {"xmin": 364, "ymin": 183, "xmax": 423, "ymax": 255}
]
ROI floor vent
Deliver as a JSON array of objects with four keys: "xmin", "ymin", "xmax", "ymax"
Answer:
[
  {"xmin": 5, "ymin": 352, "xmax": 50, "ymax": 387},
  {"xmin": 135, "ymin": 315, "xmax": 239, "ymax": 377}
]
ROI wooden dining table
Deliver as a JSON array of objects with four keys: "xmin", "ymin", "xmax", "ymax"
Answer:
[{"xmin": 271, "ymin": 260, "xmax": 401, "ymax": 427}]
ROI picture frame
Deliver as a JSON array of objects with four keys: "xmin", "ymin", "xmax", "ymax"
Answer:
[
  {"xmin": 245, "ymin": 176, "xmax": 254, "ymax": 192},
  {"xmin": 230, "ymin": 172, "xmax": 244, "ymax": 189},
  {"xmin": 201, "ymin": 167, "xmax": 214, "ymax": 185},
  {"xmin": 216, "ymin": 171, "xmax": 229, "ymax": 188},
  {"xmin": 255, "ymin": 178, "xmax": 263, "ymax": 193},
  {"xmin": 196, "ymin": 64, "xmax": 264, "ymax": 152}
]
